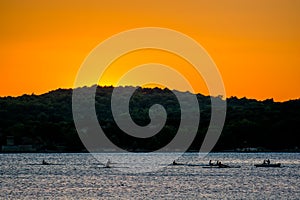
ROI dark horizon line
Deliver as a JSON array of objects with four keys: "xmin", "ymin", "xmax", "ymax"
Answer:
[{"xmin": 1, "ymin": 84, "xmax": 299, "ymax": 103}]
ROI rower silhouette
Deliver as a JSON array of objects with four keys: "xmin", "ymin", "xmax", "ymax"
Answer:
[{"xmin": 105, "ymin": 159, "xmax": 111, "ymax": 168}]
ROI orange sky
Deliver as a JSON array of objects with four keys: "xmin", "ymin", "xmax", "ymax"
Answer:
[{"xmin": 1, "ymin": 0, "xmax": 300, "ymax": 101}]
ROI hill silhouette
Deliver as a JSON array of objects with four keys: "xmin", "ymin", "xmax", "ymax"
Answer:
[{"xmin": 0, "ymin": 85, "xmax": 299, "ymax": 152}]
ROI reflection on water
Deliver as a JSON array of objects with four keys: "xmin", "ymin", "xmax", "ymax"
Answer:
[{"xmin": 1, "ymin": 153, "xmax": 299, "ymax": 199}]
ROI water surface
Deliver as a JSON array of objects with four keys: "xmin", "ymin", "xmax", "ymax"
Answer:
[{"xmin": 1, "ymin": 153, "xmax": 299, "ymax": 199}]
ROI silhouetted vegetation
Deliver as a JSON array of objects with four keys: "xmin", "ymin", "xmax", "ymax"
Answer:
[{"xmin": 0, "ymin": 86, "xmax": 299, "ymax": 152}]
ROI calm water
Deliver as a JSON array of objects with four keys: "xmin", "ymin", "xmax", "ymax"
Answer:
[{"xmin": 0, "ymin": 153, "xmax": 299, "ymax": 199}]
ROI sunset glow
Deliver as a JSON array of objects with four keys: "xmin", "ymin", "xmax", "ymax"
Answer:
[{"xmin": 1, "ymin": 0, "xmax": 299, "ymax": 101}]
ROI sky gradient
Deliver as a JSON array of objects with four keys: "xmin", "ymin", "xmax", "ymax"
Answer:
[{"xmin": 1, "ymin": 0, "xmax": 300, "ymax": 101}]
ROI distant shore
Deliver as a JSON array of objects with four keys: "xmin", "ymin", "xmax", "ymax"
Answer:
[
  {"xmin": 1, "ymin": 148, "xmax": 299, "ymax": 154},
  {"xmin": 1, "ymin": 86, "xmax": 299, "ymax": 154}
]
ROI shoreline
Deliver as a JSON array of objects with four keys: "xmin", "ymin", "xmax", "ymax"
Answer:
[{"xmin": 1, "ymin": 150, "xmax": 299, "ymax": 154}]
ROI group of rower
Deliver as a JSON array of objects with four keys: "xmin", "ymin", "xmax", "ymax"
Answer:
[
  {"xmin": 209, "ymin": 160, "xmax": 229, "ymax": 168},
  {"xmin": 41, "ymin": 158, "xmax": 274, "ymax": 168},
  {"xmin": 41, "ymin": 159, "xmax": 112, "ymax": 168}
]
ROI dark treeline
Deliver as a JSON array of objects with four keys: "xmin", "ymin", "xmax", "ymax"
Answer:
[{"xmin": 0, "ymin": 85, "xmax": 299, "ymax": 152}]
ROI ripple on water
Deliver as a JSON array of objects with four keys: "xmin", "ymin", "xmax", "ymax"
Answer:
[{"xmin": 0, "ymin": 153, "xmax": 299, "ymax": 199}]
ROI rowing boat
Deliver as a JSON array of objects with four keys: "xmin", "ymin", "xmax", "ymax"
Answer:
[
  {"xmin": 254, "ymin": 163, "xmax": 281, "ymax": 167},
  {"xmin": 202, "ymin": 165, "xmax": 241, "ymax": 168}
]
